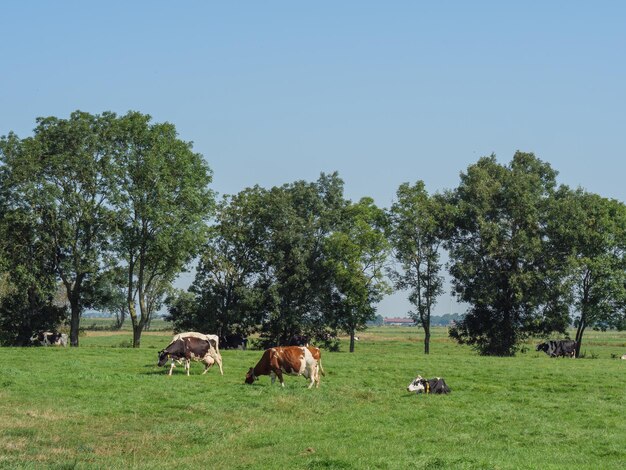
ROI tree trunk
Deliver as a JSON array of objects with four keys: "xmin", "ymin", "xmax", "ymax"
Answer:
[
  {"xmin": 70, "ymin": 303, "xmax": 81, "ymax": 347},
  {"xmin": 575, "ymin": 319, "xmax": 586, "ymax": 358},
  {"xmin": 130, "ymin": 307, "xmax": 146, "ymax": 348},
  {"xmin": 424, "ymin": 325, "xmax": 430, "ymax": 355},
  {"xmin": 67, "ymin": 284, "xmax": 83, "ymax": 347},
  {"xmin": 114, "ymin": 306, "xmax": 126, "ymax": 330},
  {"xmin": 128, "ymin": 298, "xmax": 141, "ymax": 348},
  {"xmin": 349, "ymin": 329, "xmax": 355, "ymax": 353},
  {"xmin": 132, "ymin": 291, "xmax": 148, "ymax": 348},
  {"xmin": 132, "ymin": 321, "xmax": 143, "ymax": 348}
]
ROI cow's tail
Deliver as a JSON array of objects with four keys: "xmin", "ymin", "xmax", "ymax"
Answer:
[{"xmin": 318, "ymin": 358, "xmax": 326, "ymax": 377}]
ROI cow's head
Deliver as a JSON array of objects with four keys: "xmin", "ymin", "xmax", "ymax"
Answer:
[
  {"xmin": 407, "ymin": 375, "xmax": 427, "ymax": 393},
  {"xmin": 157, "ymin": 350, "xmax": 170, "ymax": 367},
  {"xmin": 244, "ymin": 367, "xmax": 257, "ymax": 384},
  {"xmin": 536, "ymin": 342, "xmax": 549, "ymax": 352}
]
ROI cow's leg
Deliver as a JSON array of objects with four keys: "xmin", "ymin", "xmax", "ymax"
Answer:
[
  {"xmin": 211, "ymin": 350, "xmax": 224, "ymax": 375},
  {"xmin": 201, "ymin": 357, "xmax": 213, "ymax": 374},
  {"xmin": 314, "ymin": 363, "xmax": 320, "ymax": 388},
  {"xmin": 272, "ymin": 369, "xmax": 285, "ymax": 387},
  {"xmin": 168, "ymin": 360, "xmax": 175, "ymax": 376},
  {"xmin": 307, "ymin": 367, "xmax": 316, "ymax": 389},
  {"xmin": 185, "ymin": 359, "xmax": 191, "ymax": 376}
]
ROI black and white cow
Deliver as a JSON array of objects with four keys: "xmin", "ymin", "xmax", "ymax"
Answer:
[
  {"xmin": 30, "ymin": 331, "xmax": 68, "ymax": 347},
  {"xmin": 171, "ymin": 332, "xmax": 223, "ymax": 374},
  {"xmin": 157, "ymin": 337, "xmax": 221, "ymax": 376},
  {"xmin": 536, "ymin": 340, "xmax": 577, "ymax": 358},
  {"xmin": 407, "ymin": 375, "xmax": 451, "ymax": 394}
]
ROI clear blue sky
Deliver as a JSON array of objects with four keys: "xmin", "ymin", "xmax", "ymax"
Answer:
[{"xmin": 2, "ymin": 2, "xmax": 625, "ymax": 317}]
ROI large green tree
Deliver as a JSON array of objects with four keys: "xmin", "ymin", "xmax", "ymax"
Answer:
[
  {"xmin": 388, "ymin": 181, "xmax": 444, "ymax": 354},
  {"xmin": 324, "ymin": 197, "xmax": 390, "ymax": 352},
  {"xmin": 111, "ymin": 112, "xmax": 214, "ymax": 347},
  {"xmin": 253, "ymin": 174, "xmax": 346, "ymax": 347},
  {"xmin": 444, "ymin": 152, "xmax": 564, "ymax": 355},
  {"xmin": 168, "ymin": 173, "xmax": 349, "ymax": 348},
  {"xmin": 0, "ymin": 112, "xmax": 116, "ymax": 346},
  {"xmin": 547, "ymin": 187, "xmax": 626, "ymax": 356}
]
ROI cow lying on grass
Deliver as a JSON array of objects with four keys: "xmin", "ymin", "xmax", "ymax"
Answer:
[
  {"xmin": 245, "ymin": 346, "xmax": 320, "ymax": 388},
  {"xmin": 536, "ymin": 340, "xmax": 577, "ymax": 358},
  {"xmin": 157, "ymin": 337, "xmax": 221, "ymax": 376},
  {"xmin": 30, "ymin": 331, "xmax": 68, "ymax": 347},
  {"xmin": 407, "ymin": 375, "xmax": 451, "ymax": 394}
]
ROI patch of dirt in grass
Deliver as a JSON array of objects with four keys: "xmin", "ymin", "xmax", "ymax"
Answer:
[
  {"xmin": 0, "ymin": 437, "xmax": 28, "ymax": 453},
  {"xmin": 24, "ymin": 408, "xmax": 69, "ymax": 422}
]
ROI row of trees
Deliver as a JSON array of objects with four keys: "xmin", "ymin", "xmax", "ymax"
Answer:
[
  {"xmin": 166, "ymin": 152, "xmax": 626, "ymax": 356},
  {"xmin": 2, "ymin": 110, "xmax": 625, "ymax": 355}
]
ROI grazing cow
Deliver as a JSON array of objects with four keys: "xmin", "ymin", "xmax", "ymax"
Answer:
[
  {"xmin": 407, "ymin": 375, "xmax": 451, "ymax": 394},
  {"xmin": 536, "ymin": 340, "xmax": 577, "ymax": 358},
  {"xmin": 287, "ymin": 334, "xmax": 310, "ymax": 347},
  {"xmin": 219, "ymin": 333, "xmax": 248, "ymax": 350},
  {"xmin": 157, "ymin": 337, "xmax": 220, "ymax": 376},
  {"xmin": 30, "ymin": 331, "xmax": 68, "ymax": 347},
  {"xmin": 245, "ymin": 346, "xmax": 319, "ymax": 388},
  {"xmin": 171, "ymin": 332, "xmax": 223, "ymax": 374}
]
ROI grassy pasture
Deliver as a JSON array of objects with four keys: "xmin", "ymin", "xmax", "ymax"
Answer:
[{"xmin": 1, "ymin": 328, "xmax": 625, "ymax": 469}]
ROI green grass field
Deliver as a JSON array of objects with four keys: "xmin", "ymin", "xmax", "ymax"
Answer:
[{"xmin": 1, "ymin": 327, "xmax": 625, "ymax": 469}]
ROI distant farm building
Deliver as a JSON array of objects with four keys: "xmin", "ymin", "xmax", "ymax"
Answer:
[{"xmin": 383, "ymin": 317, "xmax": 415, "ymax": 326}]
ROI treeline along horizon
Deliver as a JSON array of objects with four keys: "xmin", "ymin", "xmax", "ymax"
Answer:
[{"xmin": 1, "ymin": 110, "xmax": 625, "ymax": 355}]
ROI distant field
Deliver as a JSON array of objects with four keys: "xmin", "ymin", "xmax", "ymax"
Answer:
[
  {"xmin": 1, "ymin": 327, "xmax": 625, "ymax": 469},
  {"xmin": 79, "ymin": 317, "xmax": 172, "ymax": 332}
]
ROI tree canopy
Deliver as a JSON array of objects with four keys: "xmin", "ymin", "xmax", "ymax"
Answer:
[
  {"xmin": 110, "ymin": 111, "xmax": 214, "ymax": 347},
  {"xmin": 444, "ymin": 153, "xmax": 564, "ymax": 355}
]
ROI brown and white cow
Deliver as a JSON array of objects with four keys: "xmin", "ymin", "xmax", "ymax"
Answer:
[
  {"xmin": 245, "ymin": 346, "xmax": 320, "ymax": 388},
  {"xmin": 30, "ymin": 331, "xmax": 68, "ymax": 347},
  {"xmin": 157, "ymin": 337, "xmax": 220, "ymax": 376},
  {"xmin": 170, "ymin": 332, "xmax": 223, "ymax": 375}
]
